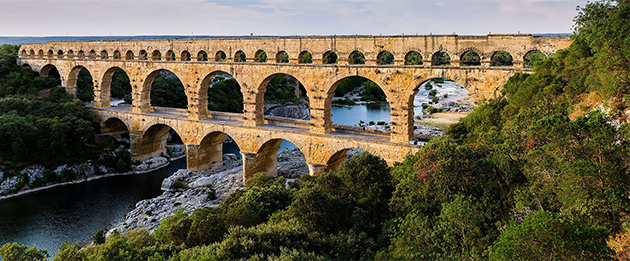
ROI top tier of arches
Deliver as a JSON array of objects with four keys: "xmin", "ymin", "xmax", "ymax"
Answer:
[{"xmin": 18, "ymin": 34, "xmax": 570, "ymax": 68}]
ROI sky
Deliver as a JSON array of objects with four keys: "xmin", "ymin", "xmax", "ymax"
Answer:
[{"xmin": 0, "ymin": 0, "xmax": 590, "ymax": 36}]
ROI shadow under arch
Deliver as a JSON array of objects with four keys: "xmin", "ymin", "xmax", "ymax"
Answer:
[
  {"xmin": 99, "ymin": 66, "xmax": 132, "ymax": 108},
  {"xmin": 198, "ymin": 70, "xmax": 244, "ymax": 118},
  {"xmin": 246, "ymin": 138, "xmax": 307, "ymax": 179},
  {"xmin": 132, "ymin": 123, "xmax": 186, "ymax": 164},
  {"xmin": 101, "ymin": 117, "xmax": 130, "ymax": 135},
  {"xmin": 190, "ymin": 131, "xmax": 242, "ymax": 172}
]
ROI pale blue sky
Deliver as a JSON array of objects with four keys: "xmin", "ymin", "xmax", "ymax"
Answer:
[{"xmin": 0, "ymin": 0, "xmax": 588, "ymax": 36}]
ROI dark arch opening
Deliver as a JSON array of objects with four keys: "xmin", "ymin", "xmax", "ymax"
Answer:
[
  {"xmin": 323, "ymin": 51, "xmax": 338, "ymax": 64},
  {"xmin": 103, "ymin": 67, "xmax": 133, "ymax": 107},
  {"xmin": 99, "ymin": 117, "xmax": 133, "ymax": 172},
  {"xmin": 147, "ymin": 70, "xmax": 187, "ymax": 109},
  {"xmin": 298, "ymin": 51, "xmax": 312, "ymax": 63},
  {"xmin": 67, "ymin": 50, "xmax": 74, "ymax": 59},
  {"xmin": 349, "ymin": 51, "xmax": 365, "ymax": 65},
  {"xmin": 38, "ymin": 49, "xmax": 44, "ymax": 58},
  {"xmin": 100, "ymin": 50, "xmax": 108, "ymax": 59},
  {"xmin": 77, "ymin": 50, "xmax": 85, "ymax": 59},
  {"xmin": 252, "ymin": 139, "xmax": 308, "ymax": 179},
  {"xmin": 328, "ymin": 76, "xmax": 389, "ymax": 129},
  {"xmin": 39, "ymin": 64, "xmax": 61, "ymax": 85},
  {"xmin": 276, "ymin": 51, "xmax": 289, "ymax": 63},
  {"xmin": 47, "ymin": 49, "xmax": 54, "ymax": 58},
  {"xmin": 29, "ymin": 49, "xmax": 35, "ymax": 57},
  {"xmin": 325, "ymin": 148, "xmax": 370, "ymax": 173},
  {"xmin": 491, "ymin": 51, "xmax": 513, "ymax": 66},
  {"xmin": 201, "ymin": 71, "xmax": 244, "ymax": 116},
  {"xmin": 196, "ymin": 132, "xmax": 242, "ymax": 171},
  {"xmin": 125, "ymin": 50, "xmax": 134, "ymax": 60},
  {"xmin": 234, "ymin": 50, "xmax": 246, "ymax": 62},
  {"xmin": 215, "ymin": 51, "xmax": 226, "ymax": 62},
  {"xmin": 261, "ymin": 73, "xmax": 309, "ymax": 121},
  {"xmin": 524, "ymin": 50, "xmax": 546, "ymax": 67},
  {"xmin": 181, "ymin": 50, "xmax": 191, "ymax": 61},
  {"xmin": 378, "ymin": 51, "xmax": 394, "ymax": 65},
  {"xmin": 20, "ymin": 49, "xmax": 27, "ymax": 57},
  {"xmin": 113, "ymin": 50, "xmax": 121, "ymax": 60},
  {"xmin": 432, "ymin": 51, "xmax": 451, "ymax": 66},
  {"xmin": 461, "ymin": 50, "xmax": 481, "ymax": 66},
  {"xmin": 68, "ymin": 66, "xmax": 94, "ymax": 102},
  {"xmin": 255, "ymin": 50, "xmax": 267, "ymax": 62},
  {"xmin": 89, "ymin": 50, "xmax": 96, "ymax": 59},
  {"xmin": 151, "ymin": 50, "xmax": 162, "ymax": 61},
  {"xmin": 165, "ymin": 50, "xmax": 175, "ymax": 61},
  {"xmin": 405, "ymin": 51, "xmax": 423, "ymax": 65},
  {"xmin": 197, "ymin": 50, "xmax": 208, "ymax": 61},
  {"xmin": 56, "ymin": 50, "xmax": 64, "ymax": 59},
  {"xmin": 134, "ymin": 124, "xmax": 186, "ymax": 165},
  {"xmin": 139, "ymin": 50, "xmax": 147, "ymax": 60}
]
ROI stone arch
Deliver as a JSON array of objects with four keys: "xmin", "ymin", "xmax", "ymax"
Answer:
[
  {"xmin": 101, "ymin": 117, "xmax": 130, "ymax": 135},
  {"xmin": 323, "ymin": 50, "xmax": 338, "ymax": 64},
  {"xmin": 197, "ymin": 50, "xmax": 208, "ymax": 61},
  {"xmin": 151, "ymin": 50, "xmax": 161, "ymax": 60},
  {"xmin": 98, "ymin": 66, "xmax": 132, "ymax": 108},
  {"xmin": 349, "ymin": 50, "xmax": 365, "ymax": 65},
  {"xmin": 276, "ymin": 51, "xmax": 289, "ymax": 63},
  {"xmin": 56, "ymin": 50, "xmax": 64, "ymax": 58},
  {"xmin": 165, "ymin": 50, "xmax": 175, "ymax": 61},
  {"xmin": 253, "ymin": 72, "xmax": 312, "ymax": 122},
  {"xmin": 38, "ymin": 49, "xmax": 44, "ymax": 58},
  {"xmin": 132, "ymin": 123, "xmax": 187, "ymax": 161},
  {"xmin": 246, "ymin": 137, "xmax": 308, "ymax": 178},
  {"xmin": 139, "ymin": 50, "xmax": 147, "ymax": 60},
  {"xmin": 215, "ymin": 50, "xmax": 226, "ymax": 62},
  {"xmin": 68, "ymin": 65, "xmax": 94, "ymax": 101},
  {"xmin": 20, "ymin": 49, "xmax": 27, "ymax": 57},
  {"xmin": 47, "ymin": 49, "xmax": 54, "ymax": 58},
  {"xmin": 377, "ymin": 50, "xmax": 394, "ymax": 65},
  {"xmin": 254, "ymin": 50, "xmax": 267, "ymax": 62},
  {"xmin": 77, "ymin": 50, "xmax": 85, "ymax": 59},
  {"xmin": 190, "ymin": 131, "xmax": 242, "ymax": 171},
  {"xmin": 67, "ymin": 50, "xmax": 74, "ymax": 59},
  {"xmin": 181, "ymin": 50, "xmax": 191, "ymax": 61},
  {"xmin": 113, "ymin": 50, "xmax": 121, "ymax": 60},
  {"xmin": 460, "ymin": 49, "xmax": 481, "ymax": 66},
  {"xmin": 298, "ymin": 51, "xmax": 312, "ymax": 63},
  {"xmin": 234, "ymin": 50, "xmax": 246, "ymax": 62},
  {"xmin": 21, "ymin": 63, "xmax": 32, "ymax": 70},
  {"xmin": 125, "ymin": 50, "xmax": 134, "ymax": 60},
  {"xmin": 197, "ymin": 70, "xmax": 244, "ymax": 118},
  {"xmin": 89, "ymin": 49, "xmax": 97, "ymax": 59},
  {"xmin": 491, "ymin": 50, "xmax": 513, "ymax": 66},
  {"xmin": 524, "ymin": 50, "xmax": 547, "ymax": 67},
  {"xmin": 100, "ymin": 50, "xmax": 108, "ymax": 59},
  {"xmin": 40, "ymin": 63, "xmax": 61, "ymax": 78},
  {"xmin": 324, "ymin": 148, "xmax": 384, "ymax": 173},
  {"xmin": 29, "ymin": 49, "xmax": 35, "ymax": 57},
  {"xmin": 432, "ymin": 51, "xmax": 451, "ymax": 66},
  {"xmin": 404, "ymin": 50, "xmax": 423, "ymax": 65},
  {"xmin": 140, "ymin": 69, "xmax": 187, "ymax": 111}
]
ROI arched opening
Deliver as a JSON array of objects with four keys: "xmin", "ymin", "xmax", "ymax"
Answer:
[
  {"xmin": 234, "ymin": 50, "xmax": 246, "ymax": 62},
  {"xmin": 323, "ymin": 51, "xmax": 338, "ymax": 64},
  {"xmin": 77, "ymin": 50, "xmax": 85, "ymax": 59},
  {"xmin": 249, "ymin": 139, "xmax": 308, "ymax": 179},
  {"xmin": 67, "ymin": 50, "xmax": 74, "ymax": 59},
  {"xmin": 325, "ymin": 149, "xmax": 370, "ymax": 173},
  {"xmin": 56, "ymin": 50, "xmax": 64, "ymax": 58},
  {"xmin": 47, "ymin": 49, "xmax": 54, "ymax": 58},
  {"xmin": 491, "ymin": 51, "xmax": 513, "ymax": 66},
  {"xmin": 102, "ymin": 67, "xmax": 133, "ymax": 107},
  {"xmin": 194, "ymin": 132, "xmax": 241, "ymax": 171},
  {"xmin": 260, "ymin": 73, "xmax": 309, "ymax": 121},
  {"xmin": 255, "ymin": 50, "xmax": 267, "ymax": 63},
  {"xmin": 100, "ymin": 50, "xmax": 108, "ymax": 59},
  {"xmin": 377, "ymin": 51, "xmax": 394, "ymax": 65},
  {"xmin": 201, "ymin": 71, "xmax": 244, "ymax": 116},
  {"xmin": 20, "ymin": 49, "xmax": 27, "ymax": 57},
  {"xmin": 298, "ymin": 51, "xmax": 312, "ymax": 63},
  {"xmin": 181, "ymin": 50, "xmax": 191, "ymax": 61},
  {"xmin": 151, "ymin": 50, "xmax": 161, "ymax": 61},
  {"xmin": 146, "ymin": 69, "xmax": 187, "ymax": 109},
  {"xmin": 432, "ymin": 51, "xmax": 451, "ymax": 66},
  {"xmin": 89, "ymin": 50, "xmax": 96, "ymax": 59},
  {"xmin": 349, "ymin": 51, "xmax": 365, "ymax": 65},
  {"xmin": 276, "ymin": 51, "xmax": 289, "ymax": 63},
  {"xmin": 405, "ymin": 51, "xmax": 423, "ymax": 65},
  {"xmin": 412, "ymin": 77, "xmax": 471, "ymax": 139},
  {"xmin": 524, "ymin": 50, "xmax": 546, "ymax": 67},
  {"xmin": 99, "ymin": 117, "xmax": 133, "ymax": 173},
  {"xmin": 29, "ymin": 49, "xmax": 35, "ymax": 57},
  {"xmin": 113, "ymin": 50, "xmax": 121, "ymax": 60},
  {"xmin": 215, "ymin": 51, "xmax": 226, "ymax": 62},
  {"xmin": 39, "ymin": 64, "xmax": 61, "ymax": 85},
  {"xmin": 139, "ymin": 50, "xmax": 147, "ymax": 60},
  {"xmin": 460, "ymin": 50, "xmax": 481, "ymax": 66},
  {"xmin": 197, "ymin": 50, "xmax": 208, "ymax": 61},
  {"xmin": 165, "ymin": 50, "xmax": 175, "ymax": 61},
  {"xmin": 38, "ymin": 49, "xmax": 44, "ymax": 58},
  {"xmin": 328, "ymin": 76, "xmax": 389, "ymax": 130},
  {"xmin": 68, "ymin": 66, "xmax": 94, "ymax": 102},
  {"xmin": 133, "ymin": 124, "xmax": 186, "ymax": 165},
  {"xmin": 125, "ymin": 50, "xmax": 134, "ymax": 60}
]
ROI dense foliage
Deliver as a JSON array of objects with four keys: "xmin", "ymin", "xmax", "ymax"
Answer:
[
  {"xmin": 150, "ymin": 71, "xmax": 188, "ymax": 109},
  {"xmin": 207, "ymin": 75, "xmax": 243, "ymax": 113}
]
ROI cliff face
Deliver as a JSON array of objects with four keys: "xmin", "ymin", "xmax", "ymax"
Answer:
[{"xmin": 264, "ymin": 103, "xmax": 310, "ymax": 120}]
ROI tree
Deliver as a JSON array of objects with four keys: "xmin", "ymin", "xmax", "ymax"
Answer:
[{"xmin": 0, "ymin": 242, "xmax": 49, "ymax": 261}]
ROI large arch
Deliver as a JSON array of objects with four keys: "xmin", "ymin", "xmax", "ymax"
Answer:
[
  {"xmin": 132, "ymin": 123, "xmax": 186, "ymax": 162},
  {"xmin": 141, "ymin": 69, "xmax": 187, "ymax": 110},
  {"xmin": 324, "ymin": 148, "xmax": 385, "ymax": 173},
  {"xmin": 245, "ymin": 137, "xmax": 308, "ymax": 179},
  {"xmin": 198, "ymin": 70, "xmax": 244, "ymax": 118},
  {"xmin": 98, "ymin": 67, "xmax": 132, "ymax": 108},
  {"xmin": 189, "ymin": 131, "xmax": 242, "ymax": 172},
  {"xmin": 40, "ymin": 64, "xmax": 60, "ymax": 78},
  {"xmin": 254, "ymin": 72, "xmax": 311, "ymax": 122},
  {"xmin": 101, "ymin": 117, "xmax": 130, "ymax": 135},
  {"xmin": 67, "ymin": 65, "xmax": 94, "ymax": 100},
  {"xmin": 324, "ymin": 75, "xmax": 390, "ymax": 130}
]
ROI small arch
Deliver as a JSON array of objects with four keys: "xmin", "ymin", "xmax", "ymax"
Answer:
[
  {"xmin": 276, "ymin": 51, "xmax": 289, "ymax": 63},
  {"xmin": 234, "ymin": 50, "xmax": 246, "ymax": 62},
  {"xmin": 100, "ymin": 50, "xmax": 108, "ymax": 59},
  {"xmin": 151, "ymin": 50, "xmax": 162, "ymax": 60},
  {"xmin": 89, "ymin": 50, "xmax": 97, "ymax": 59},
  {"xmin": 377, "ymin": 51, "xmax": 394, "ymax": 65},
  {"xmin": 197, "ymin": 50, "xmax": 208, "ymax": 61},
  {"xmin": 113, "ymin": 50, "xmax": 121, "ymax": 60},
  {"xmin": 491, "ymin": 51, "xmax": 513, "ymax": 66},
  {"xmin": 165, "ymin": 50, "xmax": 175, "ymax": 61},
  {"xmin": 139, "ymin": 50, "xmax": 147, "ymax": 60},
  {"xmin": 460, "ymin": 50, "xmax": 481, "ymax": 66},
  {"xmin": 125, "ymin": 50, "xmax": 134, "ymax": 60},
  {"xmin": 215, "ymin": 51, "xmax": 226, "ymax": 62},
  {"xmin": 432, "ymin": 51, "xmax": 451, "ymax": 66},
  {"xmin": 323, "ymin": 51, "xmax": 338, "ymax": 64},
  {"xmin": 298, "ymin": 51, "xmax": 312, "ymax": 63},
  {"xmin": 56, "ymin": 50, "xmax": 64, "ymax": 58},
  {"xmin": 349, "ymin": 50, "xmax": 365, "ymax": 65},
  {"xmin": 38, "ymin": 49, "xmax": 44, "ymax": 58},
  {"xmin": 20, "ymin": 50, "xmax": 27, "ymax": 57},
  {"xmin": 77, "ymin": 50, "xmax": 85, "ymax": 59},
  {"xmin": 29, "ymin": 49, "xmax": 35, "ymax": 57},
  {"xmin": 67, "ymin": 50, "xmax": 74, "ymax": 59},
  {"xmin": 181, "ymin": 50, "xmax": 191, "ymax": 61},
  {"xmin": 47, "ymin": 49, "xmax": 54, "ymax": 58},
  {"xmin": 254, "ymin": 50, "xmax": 267, "ymax": 63},
  {"xmin": 524, "ymin": 50, "xmax": 546, "ymax": 67}
]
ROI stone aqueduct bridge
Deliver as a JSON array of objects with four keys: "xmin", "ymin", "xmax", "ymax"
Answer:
[{"xmin": 17, "ymin": 34, "xmax": 571, "ymax": 179}]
